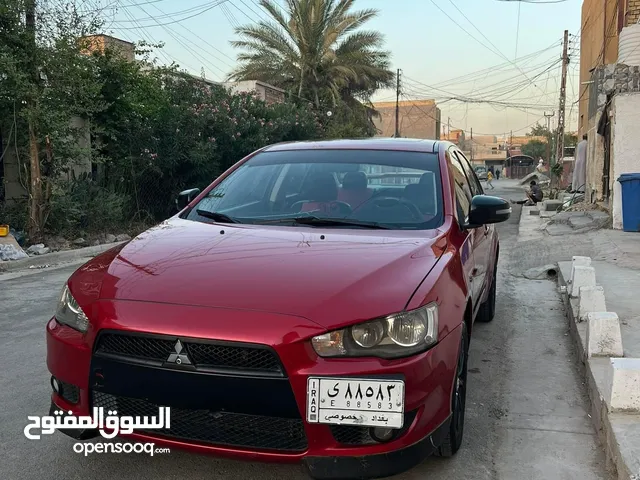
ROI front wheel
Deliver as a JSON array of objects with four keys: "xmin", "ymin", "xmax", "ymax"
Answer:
[
  {"xmin": 476, "ymin": 257, "xmax": 498, "ymax": 323},
  {"xmin": 435, "ymin": 323, "xmax": 469, "ymax": 457}
]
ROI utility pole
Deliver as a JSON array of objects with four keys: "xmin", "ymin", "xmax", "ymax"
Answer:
[
  {"xmin": 544, "ymin": 112, "xmax": 555, "ymax": 163},
  {"xmin": 25, "ymin": 0, "xmax": 43, "ymax": 242},
  {"xmin": 555, "ymin": 29, "xmax": 570, "ymax": 185},
  {"xmin": 394, "ymin": 68, "xmax": 401, "ymax": 138},
  {"xmin": 447, "ymin": 117, "xmax": 451, "ymax": 139},
  {"xmin": 470, "ymin": 127, "xmax": 473, "ymax": 161}
]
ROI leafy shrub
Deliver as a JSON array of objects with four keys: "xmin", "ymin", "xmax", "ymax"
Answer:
[{"xmin": 46, "ymin": 176, "xmax": 127, "ymax": 237}]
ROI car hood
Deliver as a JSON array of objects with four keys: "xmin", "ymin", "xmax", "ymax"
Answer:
[{"xmin": 73, "ymin": 218, "xmax": 446, "ymax": 330}]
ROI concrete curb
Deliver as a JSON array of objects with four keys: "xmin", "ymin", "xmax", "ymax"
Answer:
[
  {"xmin": 557, "ymin": 263, "xmax": 640, "ymax": 480},
  {"xmin": 0, "ymin": 242, "xmax": 124, "ymax": 274}
]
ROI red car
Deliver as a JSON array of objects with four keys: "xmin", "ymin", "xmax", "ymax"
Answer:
[{"xmin": 46, "ymin": 138, "xmax": 510, "ymax": 479}]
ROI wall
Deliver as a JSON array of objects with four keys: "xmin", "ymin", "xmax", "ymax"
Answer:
[
  {"xmin": 611, "ymin": 92, "xmax": 640, "ymax": 229},
  {"xmin": 585, "ymin": 63, "xmax": 640, "ymax": 203},
  {"xmin": 578, "ymin": 0, "xmax": 621, "ymax": 139},
  {"xmin": 223, "ymin": 80, "xmax": 285, "ymax": 104},
  {"xmin": 629, "ymin": 0, "xmax": 640, "ymax": 24},
  {"xmin": 1, "ymin": 116, "xmax": 91, "ymax": 202},
  {"xmin": 80, "ymin": 35, "xmax": 135, "ymax": 62},
  {"xmin": 1, "ymin": 147, "xmax": 26, "ymax": 201},
  {"xmin": 372, "ymin": 100, "xmax": 440, "ymax": 139}
]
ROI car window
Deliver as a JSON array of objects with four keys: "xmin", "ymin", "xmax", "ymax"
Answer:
[
  {"xmin": 187, "ymin": 149, "xmax": 444, "ymax": 230},
  {"xmin": 448, "ymin": 148, "xmax": 472, "ymax": 201},
  {"xmin": 455, "ymin": 150, "xmax": 484, "ymax": 196}
]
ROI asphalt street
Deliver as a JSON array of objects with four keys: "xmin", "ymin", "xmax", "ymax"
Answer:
[{"xmin": 0, "ymin": 179, "xmax": 612, "ymax": 480}]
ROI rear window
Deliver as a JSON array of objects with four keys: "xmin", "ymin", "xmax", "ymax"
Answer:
[{"xmin": 187, "ymin": 149, "xmax": 444, "ymax": 230}]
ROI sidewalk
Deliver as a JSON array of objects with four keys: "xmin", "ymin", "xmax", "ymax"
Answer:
[{"xmin": 516, "ymin": 203, "xmax": 640, "ymax": 480}]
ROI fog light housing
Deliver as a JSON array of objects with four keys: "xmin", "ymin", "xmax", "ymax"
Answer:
[
  {"xmin": 370, "ymin": 426, "xmax": 395, "ymax": 443},
  {"xmin": 51, "ymin": 376, "xmax": 60, "ymax": 394}
]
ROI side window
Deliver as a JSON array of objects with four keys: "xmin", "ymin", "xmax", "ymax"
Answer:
[
  {"xmin": 454, "ymin": 150, "xmax": 484, "ymax": 197},
  {"xmin": 447, "ymin": 149, "xmax": 471, "ymax": 223}
]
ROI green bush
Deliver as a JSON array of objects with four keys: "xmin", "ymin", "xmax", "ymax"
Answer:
[{"xmin": 46, "ymin": 176, "xmax": 127, "ymax": 238}]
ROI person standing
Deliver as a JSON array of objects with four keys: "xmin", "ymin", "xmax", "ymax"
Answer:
[
  {"xmin": 573, "ymin": 134, "xmax": 587, "ymax": 193},
  {"xmin": 486, "ymin": 169, "xmax": 495, "ymax": 190},
  {"xmin": 495, "ymin": 167, "xmax": 501, "ymax": 180}
]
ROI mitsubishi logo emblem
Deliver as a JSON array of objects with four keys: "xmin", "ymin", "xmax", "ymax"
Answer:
[{"xmin": 166, "ymin": 340, "xmax": 192, "ymax": 365}]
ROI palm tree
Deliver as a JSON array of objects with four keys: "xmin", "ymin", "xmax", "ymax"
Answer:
[{"xmin": 228, "ymin": 0, "xmax": 394, "ymax": 109}]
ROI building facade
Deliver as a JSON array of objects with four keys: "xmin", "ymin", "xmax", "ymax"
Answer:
[
  {"xmin": 371, "ymin": 99, "xmax": 441, "ymax": 139},
  {"xmin": 222, "ymin": 80, "xmax": 286, "ymax": 105},
  {"xmin": 579, "ymin": 1, "xmax": 640, "ymax": 229}
]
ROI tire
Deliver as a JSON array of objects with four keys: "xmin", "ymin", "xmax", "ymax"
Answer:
[
  {"xmin": 476, "ymin": 257, "xmax": 498, "ymax": 323},
  {"xmin": 435, "ymin": 323, "xmax": 469, "ymax": 457}
]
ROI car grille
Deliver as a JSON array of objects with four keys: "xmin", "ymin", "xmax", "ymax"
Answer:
[
  {"xmin": 92, "ymin": 391, "xmax": 308, "ymax": 452},
  {"xmin": 94, "ymin": 332, "xmax": 284, "ymax": 376},
  {"xmin": 330, "ymin": 410, "xmax": 417, "ymax": 446},
  {"xmin": 330, "ymin": 425, "xmax": 377, "ymax": 445},
  {"xmin": 58, "ymin": 380, "xmax": 80, "ymax": 404}
]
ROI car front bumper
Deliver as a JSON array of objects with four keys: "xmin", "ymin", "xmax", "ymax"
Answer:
[{"xmin": 46, "ymin": 302, "xmax": 461, "ymax": 479}]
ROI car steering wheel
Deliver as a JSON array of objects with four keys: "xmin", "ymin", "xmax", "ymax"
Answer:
[
  {"xmin": 290, "ymin": 200, "xmax": 353, "ymax": 216},
  {"xmin": 371, "ymin": 196, "xmax": 423, "ymax": 221}
]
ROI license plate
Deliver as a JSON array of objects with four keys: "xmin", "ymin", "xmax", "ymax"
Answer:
[{"xmin": 306, "ymin": 377, "xmax": 405, "ymax": 429}]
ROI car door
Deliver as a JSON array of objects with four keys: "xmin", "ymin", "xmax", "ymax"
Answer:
[
  {"xmin": 448, "ymin": 147, "xmax": 485, "ymax": 308},
  {"xmin": 446, "ymin": 148, "xmax": 478, "ymax": 307},
  {"xmin": 454, "ymin": 150, "xmax": 493, "ymax": 307}
]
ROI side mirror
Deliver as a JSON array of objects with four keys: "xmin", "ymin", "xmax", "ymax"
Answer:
[
  {"xmin": 466, "ymin": 195, "xmax": 511, "ymax": 228},
  {"xmin": 176, "ymin": 188, "xmax": 201, "ymax": 211}
]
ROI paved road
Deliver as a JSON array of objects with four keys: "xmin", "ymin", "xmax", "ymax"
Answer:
[{"xmin": 0, "ymin": 180, "xmax": 612, "ymax": 480}]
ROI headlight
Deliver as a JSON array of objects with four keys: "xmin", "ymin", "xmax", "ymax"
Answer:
[
  {"xmin": 54, "ymin": 285, "xmax": 89, "ymax": 333},
  {"xmin": 311, "ymin": 302, "xmax": 438, "ymax": 359}
]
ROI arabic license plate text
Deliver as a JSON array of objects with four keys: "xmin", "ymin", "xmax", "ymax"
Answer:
[{"xmin": 306, "ymin": 377, "xmax": 404, "ymax": 429}]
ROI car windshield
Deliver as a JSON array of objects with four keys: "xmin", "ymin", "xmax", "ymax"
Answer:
[{"xmin": 185, "ymin": 149, "xmax": 444, "ymax": 230}]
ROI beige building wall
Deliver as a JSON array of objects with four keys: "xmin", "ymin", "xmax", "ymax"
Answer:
[
  {"xmin": 372, "ymin": 100, "xmax": 440, "ymax": 139},
  {"xmin": 80, "ymin": 35, "xmax": 136, "ymax": 61},
  {"xmin": 223, "ymin": 80, "xmax": 286, "ymax": 105},
  {"xmin": 577, "ymin": 0, "xmax": 640, "ymax": 138}
]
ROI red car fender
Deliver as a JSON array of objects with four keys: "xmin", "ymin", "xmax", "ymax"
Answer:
[{"xmin": 404, "ymin": 239, "xmax": 469, "ymax": 343}]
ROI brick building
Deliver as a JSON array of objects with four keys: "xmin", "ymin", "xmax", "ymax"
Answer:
[
  {"xmin": 371, "ymin": 99, "xmax": 441, "ymax": 139},
  {"xmin": 578, "ymin": 0, "xmax": 640, "ymax": 137},
  {"xmin": 80, "ymin": 34, "xmax": 136, "ymax": 61}
]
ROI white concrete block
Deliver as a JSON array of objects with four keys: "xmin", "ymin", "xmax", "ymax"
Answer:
[
  {"xmin": 586, "ymin": 312, "xmax": 624, "ymax": 358},
  {"xmin": 604, "ymin": 358, "xmax": 640, "ymax": 412},
  {"xmin": 578, "ymin": 285, "xmax": 607, "ymax": 321},
  {"xmin": 569, "ymin": 256, "xmax": 592, "ymax": 296},
  {"xmin": 572, "ymin": 255, "xmax": 592, "ymax": 267},
  {"xmin": 570, "ymin": 266, "xmax": 596, "ymax": 298}
]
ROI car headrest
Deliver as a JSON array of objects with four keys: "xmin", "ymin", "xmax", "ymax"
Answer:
[
  {"xmin": 404, "ymin": 184, "xmax": 421, "ymax": 195},
  {"xmin": 419, "ymin": 172, "xmax": 433, "ymax": 185},
  {"xmin": 342, "ymin": 171, "xmax": 368, "ymax": 190},
  {"xmin": 304, "ymin": 172, "xmax": 338, "ymax": 202}
]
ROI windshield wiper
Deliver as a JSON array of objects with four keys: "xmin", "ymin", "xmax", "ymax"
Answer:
[
  {"xmin": 288, "ymin": 216, "xmax": 392, "ymax": 229},
  {"xmin": 195, "ymin": 209, "xmax": 240, "ymax": 224}
]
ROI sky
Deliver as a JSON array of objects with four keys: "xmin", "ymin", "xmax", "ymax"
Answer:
[{"xmin": 94, "ymin": 0, "xmax": 583, "ymax": 137}]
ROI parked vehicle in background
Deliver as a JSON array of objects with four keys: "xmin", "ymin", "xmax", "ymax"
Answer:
[
  {"xmin": 474, "ymin": 165, "xmax": 488, "ymax": 181},
  {"xmin": 46, "ymin": 138, "xmax": 511, "ymax": 479}
]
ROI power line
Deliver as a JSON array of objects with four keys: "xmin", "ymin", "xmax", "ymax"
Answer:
[
  {"xmin": 401, "ymin": 92, "xmax": 546, "ymax": 137},
  {"xmin": 112, "ymin": 0, "xmax": 231, "ymax": 29},
  {"xmin": 430, "ymin": 0, "xmax": 551, "ymax": 98}
]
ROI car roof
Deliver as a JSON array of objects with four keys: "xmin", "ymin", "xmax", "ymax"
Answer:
[{"xmin": 262, "ymin": 138, "xmax": 442, "ymax": 154}]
